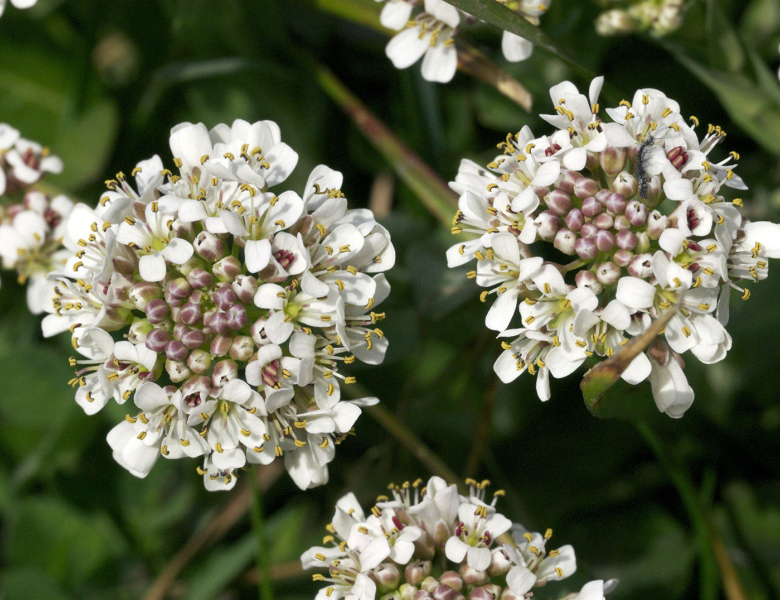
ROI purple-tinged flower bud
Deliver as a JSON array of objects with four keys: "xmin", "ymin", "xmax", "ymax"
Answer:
[
  {"xmin": 167, "ymin": 277, "xmax": 192, "ymax": 300},
  {"xmin": 553, "ymin": 229, "xmax": 578, "ymax": 255},
  {"xmin": 596, "ymin": 261, "xmax": 621, "ymax": 284},
  {"xmin": 194, "ymin": 231, "xmax": 227, "ymax": 262},
  {"xmin": 574, "ymin": 177, "xmax": 599, "ymax": 199},
  {"xmin": 498, "ymin": 589, "xmax": 523, "ymax": 600},
  {"xmin": 210, "ymin": 332, "xmax": 232, "ymax": 357},
  {"xmin": 613, "ymin": 215, "xmax": 632, "ymax": 231},
  {"xmin": 582, "ymin": 196, "xmax": 603, "ymax": 218},
  {"xmin": 628, "ymin": 253, "xmax": 653, "ymax": 278},
  {"xmin": 163, "ymin": 289, "xmax": 184, "ymax": 308},
  {"xmin": 432, "ymin": 585, "xmax": 461, "ymax": 600},
  {"xmin": 487, "ymin": 548, "xmax": 511, "ymax": 577},
  {"xmin": 600, "ymin": 145, "xmax": 628, "ymax": 175},
  {"xmin": 172, "ymin": 323, "xmax": 188, "ymax": 341},
  {"xmin": 471, "ymin": 585, "xmax": 502, "ymax": 600},
  {"xmin": 112, "ymin": 253, "xmax": 138, "ymax": 277},
  {"xmin": 232, "ymin": 274, "xmax": 259, "ymax": 305},
  {"xmin": 565, "ymin": 208, "xmax": 584, "ymax": 232},
  {"xmin": 667, "ymin": 146, "xmax": 688, "ymax": 170},
  {"xmin": 214, "ymin": 283, "xmax": 238, "ymax": 311},
  {"xmin": 647, "ymin": 211, "xmax": 668, "ymax": 239},
  {"xmin": 616, "ymin": 229, "xmax": 637, "ymax": 250},
  {"xmin": 128, "ymin": 318, "xmax": 153, "ymax": 343},
  {"xmin": 636, "ymin": 231, "xmax": 651, "ymax": 253},
  {"xmin": 229, "ymin": 336, "xmax": 255, "ymax": 361},
  {"xmin": 250, "ymin": 317, "xmax": 269, "ymax": 346},
  {"xmin": 606, "ymin": 193, "xmax": 627, "ymax": 214},
  {"xmin": 406, "ymin": 562, "xmax": 433, "ymax": 587},
  {"xmin": 536, "ymin": 211, "xmax": 561, "ymax": 241},
  {"xmin": 580, "ymin": 223, "xmax": 598, "ymax": 239},
  {"xmin": 595, "ymin": 230, "xmax": 616, "ymax": 252},
  {"xmin": 187, "ymin": 267, "xmax": 213, "ymax": 289},
  {"xmin": 210, "ymin": 311, "xmax": 229, "ymax": 335},
  {"xmin": 575, "ymin": 237, "xmax": 598, "ymax": 260},
  {"xmin": 187, "ymin": 349, "xmax": 212, "ymax": 374},
  {"xmin": 213, "ymin": 256, "xmax": 242, "ymax": 282},
  {"xmin": 585, "ymin": 150, "xmax": 599, "ymax": 171},
  {"xmin": 399, "ymin": 584, "xmax": 418, "ymax": 600},
  {"xmin": 166, "ymin": 340, "xmax": 189, "ymax": 362},
  {"xmin": 613, "ymin": 249, "xmax": 633, "ymax": 267},
  {"xmin": 145, "ymin": 328, "xmax": 170, "ymax": 352},
  {"xmin": 576, "ymin": 269, "xmax": 603, "ymax": 294},
  {"xmin": 414, "ymin": 592, "xmax": 433, "ymax": 600},
  {"xmin": 613, "ymin": 171, "xmax": 638, "ymax": 198},
  {"xmin": 213, "ymin": 359, "xmax": 238, "ymax": 386},
  {"xmin": 555, "ymin": 169, "xmax": 581, "ymax": 194},
  {"xmin": 594, "ymin": 213, "xmax": 614, "ymax": 230},
  {"xmin": 594, "ymin": 188, "xmax": 611, "ymax": 205},
  {"xmin": 626, "ymin": 200, "xmax": 648, "ymax": 226},
  {"xmin": 129, "ymin": 281, "xmax": 163, "ymax": 311},
  {"xmin": 165, "ymin": 359, "xmax": 191, "ymax": 383},
  {"xmin": 375, "ymin": 563, "xmax": 402, "ymax": 594},
  {"xmin": 106, "ymin": 273, "xmax": 135, "ymax": 307},
  {"xmin": 421, "ymin": 577, "xmax": 439, "ymax": 594},
  {"xmin": 181, "ymin": 302, "xmax": 202, "ymax": 325},
  {"xmin": 546, "ymin": 190, "xmax": 573, "ymax": 216},
  {"xmin": 410, "ymin": 528, "xmax": 434, "ymax": 560},
  {"xmin": 181, "ymin": 328, "xmax": 206, "ymax": 350},
  {"xmin": 458, "ymin": 564, "xmax": 488, "ymax": 586},
  {"xmin": 439, "ymin": 571, "xmax": 463, "ymax": 592},
  {"xmin": 170, "ymin": 306, "xmax": 183, "ymax": 324},
  {"xmin": 145, "ymin": 298, "xmax": 169, "ymax": 323},
  {"xmin": 172, "ymin": 220, "xmax": 196, "ymax": 241}
]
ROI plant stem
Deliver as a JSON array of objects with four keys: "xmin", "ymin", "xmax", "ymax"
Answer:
[{"xmin": 250, "ymin": 469, "xmax": 275, "ymax": 600}]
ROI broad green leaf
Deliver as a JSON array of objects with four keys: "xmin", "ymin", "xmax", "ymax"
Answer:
[{"xmin": 0, "ymin": 567, "xmax": 71, "ymax": 600}]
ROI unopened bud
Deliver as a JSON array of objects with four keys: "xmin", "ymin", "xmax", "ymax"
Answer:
[
  {"xmin": 145, "ymin": 298, "xmax": 169, "ymax": 323},
  {"xmin": 232, "ymin": 274, "xmax": 259, "ymax": 304},
  {"xmin": 595, "ymin": 230, "xmax": 616, "ymax": 252},
  {"xmin": 616, "ymin": 229, "xmax": 637, "ymax": 250},
  {"xmin": 165, "ymin": 359, "xmax": 192, "ymax": 383},
  {"xmin": 187, "ymin": 267, "xmax": 213, "ymax": 289},
  {"xmin": 553, "ymin": 229, "xmax": 578, "ymax": 255},
  {"xmin": 112, "ymin": 253, "xmax": 137, "ymax": 277},
  {"xmin": 594, "ymin": 213, "xmax": 614, "ymax": 230},
  {"xmin": 606, "ymin": 192, "xmax": 627, "ymax": 214},
  {"xmin": 374, "ymin": 562, "xmax": 401, "ymax": 594},
  {"xmin": 210, "ymin": 332, "xmax": 233, "ymax": 357},
  {"xmin": 194, "ymin": 231, "xmax": 227, "ymax": 262},
  {"xmin": 582, "ymin": 197, "xmax": 603, "ymax": 219},
  {"xmin": 546, "ymin": 190, "xmax": 573, "ymax": 216},
  {"xmin": 576, "ymin": 269, "xmax": 603, "ymax": 294},
  {"xmin": 555, "ymin": 170, "xmax": 581, "ymax": 194},
  {"xmin": 626, "ymin": 200, "xmax": 648, "ymax": 226},
  {"xmin": 536, "ymin": 211, "xmax": 561, "ymax": 241},
  {"xmin": 574, "ymin": 177, "xmax": 600, "ymax": 199},
  {"xmin": 628, "ymin": 253, "xmax": 653, "ymax": 278},
  {"xmin": 167, "ymin": 277, "xmax": 192, "ymax": 300},
  {"xmin": 613, "ymin": 215, "xmax": 631, "ymax": 231},
  {"xmin": 181, "ymin": 301, "xmax": 202, "ymax": 325},
  {"xmin": 226, "ymin": 304, "xmax": 248, "ymax": 330},
  {"xmin": 214, "ymin": 283, "xmax": 238, "ymax": 311},
  {"xmin": 433, "ymin": 585, "xmax": 460, "ymax": 600},
  {"xmin": 405, "ymin": 561, "xmax": 433, "ymax": 587},
  {"xmin": 399, "ymin": 584, "xmax": 418, "ymax": 600},
  {"xmin": 458, "ymin": 564, "xmax": 488, "ymax": 586},
  {"xmin": 209, "ymin": 311, "xmax": 229, "ymax": 335},
  {"xmin": 166, "ymin": 340, "xmax": 189, "ymax": 362},
  {"xmin": 600, "ymin": 145, "xmax": 628, "ymax": 175},
  {"xmin": 128, "ymin": 318, "xmax": 153, "ymax": 343},
  {"xmin": 421, "ymin": 577, "xmax": 439, "ymax": 594},
  {"xmin": 414, "ymin": 592, "xmax": 433, "ymax": 600},
  {"xmin": 187, "ymin": 349, "xmax": 212, "ymax": 374},
  {"xmin": 470, "ymin": 584, "xmax": 502, "ymax": 600},
  {"xmin": 213, "ymin": 255, "xmax": 242, "ymax": 282},
  {"xmin": 229, "ymin": 335, "xmax": 255, "ymax": 361},
  {"xmin": 565, "ymin": 208, "xmax": 584, "ymax": 232},
  {"xmin": 613, "ymin": 248, "xmax": 633, "ymax": 267},
  {"xmin": 145, "ymin": 328, "xmax": 170, "ymax": 352},
  {"xmin": 212, "ymin": 359, "xmax": 238, "ymax": 386},
  {"xmin": 432, "ymin": 520, "xmax": 451, "ymax": 548},
  {"xmin": 575, "ymin": 237, "xmax": 598, "ymax": 260},
  {"xmin": 646, "ymin": 211, "xmax": 668, "ymax": 239},
  {"xmin": 635, "ymin": 231, "xmax": 651, "ymax": 253},
  {"xmin": 439, "ymin": 571, "xmax": 463, "ymax": 592},
  {"xmin": 130, "ymin": 281, "xmax": 163, "ymax": 311},
  {"xmin": 412, "ymin": 529, "xmax": 435, "ymax": 560},
  {"xmin": 596, "ymin": 261, "xmax": 621, "ymax": 284},
  {"xmin": 613, "ymin": 171, "xmax": 638, "ymax": 198},
  {"xmin": 487, "ymin": 547, "xmax": 511, "ymax": 577},
  {"xmin": 181, "ymin": 328, "xmax": 206, "ymax": 350}
]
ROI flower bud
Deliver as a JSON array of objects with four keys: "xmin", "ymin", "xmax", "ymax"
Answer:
[
  {"xmin": 546, "ymin": 190, "xmax": 573, "ymax": 216},
  {"xmin": 373, "ymin": 562, "xmax": 401, "ymax": 594},
  {"xmin": 458, "ymin": 564, "xmax": 488, "ymax": 586},
  {"xmin": 145, "ymin": 298, "xmax": 169, "ymax": 324},
  {"xmin": 210, "ymin": 311, "xmax": 229, "ymax": 335},
  {"xmin": 606, "ymin": 192, "xmax": 627, "ymax": 214},
  {"xmin": 167, "ymin": 277, "xmax": 193, "ymax": 300},
  {"xmin": 432, "ymin": 585, "xmax": 461, "ymax": 600},
  {"xmin": 555, "ymin": 169, "xmax": 581, "ymax": 194},
  {"xmin": 613, "ymin": 171, "xmax": 638, "ymax": 198},
  {"xmin": 595, "ymin": 8, "xmax": 634, "ymax": 35},
  {"xmin": 130, "ymin": 281, "xmax": 163, "ymax": 311},
  {"xmin": 594, "ymin": 213, "xmax": 613, "ymax": 230},
  {"xmin": 213, "ymin": 255, "xmax": 242, "ymax": 282},
  {"xmin": 212, "ymin": 359, "xmax": 238, "ymax": 386},
  {"xmin": 574, "ymin": 177, "xmax": 599, "ymax": 199},
  {"xmin": 582, "ymin": 196, "xmax": 603, "ymax": 218},
  {"xmin": 145, "ymin": 328, "xmax": 170, "ymax": 352},
  {"xmin": 187, "ymin": 267, "xmax": 213, "ymax": 289},
  {"xmin": 405, "ymin": 561, "xmax": 433, "ymax": 587},
  {"xmin": 181, "ymin": 328, "xmax": 207, "ymax": 350},
  {"xmin": 250, "ymin": 317, "xmax": 269, "ymax": 346},
  {"xmin": 470, "ymin": 585, "xmax": 502, "ymax": 600},
  {"xmin": 616, "ymin": 229, "xmax": 637, "ymax": 250},
  {"xmin": 399, "ymin": 584, "xmax": 418, "ymax": 600},
  {"xmin": 128, "ymin": 318, "xmax": 153, "ymax": 343},
  {"xmin": 625, "ymin": 200, "xmax": 648, "ymax": 226},
  {"xmin": 229, "ymin": 335, "xmax": 255, "ymax": 361},
  {"xmin": 595, "ymin": 230, "xmax": 616, "ymax": 252},
  {"xmin": 613, "ymin": 215, "xmax": 632, "ymax": 231},
  {"xmin": 564, "ymin": 208, "xmax": 584, "ymax": 232},
  {"xmin": 635, "ymin": 231, "xmax": 651, "ymax": 253},
  {"xmin": 421, "ymin": 577, "xmax": 439, "ymax": 594},
  {"xmin": 487, "ymin": 548, "xmax": 511, "ymax": 577},
  {"xmin": 181, "ymin": 301, "xmax": 202, "ymax": 325},
  {"xmin": 214, "ymin": 283, "xmax": 238, "ymax": 311},
  {"xmin": 596, "ymin": 261, "xmax": 621, "ymax": 284},
  {"xmin": 594, "ymin": 188, "xmax": 611, "ymax": 205},
  {"xmin": 112, "ymin": 253, "xmax": 138, "ymax": 277},
  {"xmin": 166, "ymin": 339, "xmax": 189, "ymax": 362},
  {"xmin": 172, "ymin": 322, "xmax": 188, "ymax": 340},
  {"xmin": 575, "ymin": 237, "xmax": 598, "ymax": 260},
  {"xmin": 576, "ymin": 269, "xmax": 603, "ymax": 294},
  {"xmin": 232, "ymin": 274, "xmax": 259, "ymax": 305},
  {"xmin": 413, "ymin": 529, "xmax": 436, "ymax": 560},
  {"xmin": 553, "ymin": 229, "xmax": 577, "ymax": 255},
  {"xmin": 194, "ymin": 231, "xmax": 227, "ymax": 262},
  {"xmin": 439, "ymin": 571, "xmax": 463, "ymax": 592},
  {"xmin": 647, "ymin": 211, "xmax": 668, "ymax": 239},
  {"xmin": 172, "ymin": 220, "xmax": 195, "ymax": 241},
  {"xmin": 536, "ymin": 211, "xmax": 561, "ymax": 241},
  {"xmin": 164, "ymin": 289, "xmax": 184, "ymax": 308},
  {"xmin": 600, "ymin": 145, "xmax": 628, "ymax": 175},
  {"xmin": 106, "ymin": 272, "xmax": 135, "ymax": 307},
  {"xmin": 414, "ymin": 592, "xmax": 433, "ymax": 600},
  {"xmin": 226, "ymin": 304, "xmax": 248, "ymax": 330},
  {"xmin": 170, "ymin": 306, "xmax": 183, "ymax": 324},
  {"xmin": 628, "ymin": 253, "xmax": 653, "ymax": 278},
  {"xmin": 187, "ymin": 349, "xmax": 212, "ymax": 374},
  {"xmin": 498, "ymin": 588, "xmax": 523, "ymax": 600},
  {"xmin": 210, "ymin": 332, "xmax": 233, "ymax": 357},
  {"xmin": 165, "ymin": 359, "xmax": 192, "ymax": 383},
  {"xmin": 613, "ymin": 249, "xmax": 633, "ymax": 267}
]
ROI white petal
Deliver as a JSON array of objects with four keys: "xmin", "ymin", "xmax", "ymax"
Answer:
[
  {"xmin": 161, "ymin": 238, "xmax": 194, "ymax": 264},
  {"xmin": 421, "ymin": 42, "xmax": 457, "ymax": 83},
  {"xmin": 245, "ymin": 239, "xmax": 272, "ymax": 273},
  {"xmin": 507, "ymin": 566, "xmax": 537, "ymax": 595},
  {"xmin": 139, "ymin": 253, "xmax": 167, "ymax": 282},
  {"xmin": 380, "ymin": 1, "xmax": 413, "ymax": 30},
  {"xmin": 616, "ymin": 277, "xmax": 656, "ymax": 309},
  {"xmin": 386, "ymin": 27, "xmax": 429, "ymax": 69},
  {"xmin": 501, "ymin": 31, "xmax": 533, "ymax": 62}
]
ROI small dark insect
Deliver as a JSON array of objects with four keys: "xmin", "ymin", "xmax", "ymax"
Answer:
[{"xmin": 636, "ymin": 135, "xmax": 655, "ymax": 200}]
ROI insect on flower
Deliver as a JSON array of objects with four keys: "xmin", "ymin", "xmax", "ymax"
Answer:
[{"xmin": 636, "ymin": 134, "xmax": 655, "ymax": 200}]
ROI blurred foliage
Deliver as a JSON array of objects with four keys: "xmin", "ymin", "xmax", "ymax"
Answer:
[{"xmin": 1, "ymin": 0, "xmax": 780, "ymax": 599}]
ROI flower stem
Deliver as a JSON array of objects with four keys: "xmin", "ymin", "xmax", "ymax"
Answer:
[{"xmin": 250, "ymin": 469, "xmax": 275, "ymax": 600}]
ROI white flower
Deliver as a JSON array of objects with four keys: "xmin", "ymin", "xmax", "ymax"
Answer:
[
  {"xmin": 444, "ymin": 502, "xmax": 512, "ymax": 570},
  {"xmin": 375, "ymin": 0, "xmax": 415, "ymax": 30}
]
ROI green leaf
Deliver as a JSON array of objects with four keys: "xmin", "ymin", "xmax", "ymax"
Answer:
[{"xmin": 0, "ymin": 567, "xmax": 71, "ymax": 600}]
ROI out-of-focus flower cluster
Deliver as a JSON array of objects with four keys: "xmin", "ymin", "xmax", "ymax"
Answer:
[
  {"xmin": 448, "ymin": 77, "xmax": 780, "ymax": 417},
  {"xmin": 301, "ymin": 477, "xmax": 616, "ymax": 600},
  {"xmin": 376, "ymin": 0, "xmax": 552, "ymax": 83},
  {"xmin": 0, "ymin": 0, "xmax": 37, "ymax": 18},
  {"xmin": 594, "ymin": 0, "xmax": 684, "ymax": 37},
  {"xmin": 0, "ymin": 123, "xmax": 70, "ymax": 313},
  {"xmin": 49, "ymin": 119, "xmax": 394, "ymax": 490}
]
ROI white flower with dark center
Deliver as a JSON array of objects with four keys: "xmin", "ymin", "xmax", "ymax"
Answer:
[
  {"xmin": 347, "ymin": 507, "xmax": 422, "ymax": 568},
  {"xmin": 444, "ymin": 501, "xmax": 512, "ymax": 570},
  {"xmin": 68, "ymin": 327, "xmax": 117, "ymax": 415},
  {"xmin": 0, "ymin": 134, "xmax": 62, "ymax": 192},
  {"xmin": 98, "ymin": 157, "xmax": 165, "ymax": 223}
]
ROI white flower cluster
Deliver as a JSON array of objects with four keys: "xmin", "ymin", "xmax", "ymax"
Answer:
[
  {"xmin": 0, "ymin": 123, "xmax": 70, "ymax": 313},
  {"xmin": 301, "ymin": 477, "xmax": 616, "ymax": 600},
  {"xmin": 48, "ymin": 119, "xmax": 394, "ymax": 491},
  {"xmin": 448, "ymin": 77, "xmax": 780, "ymax": 417},
  {"xmin": 595, "ymin": 0, "xmax": 684, "ymax": 37},
  {"xmin": 0, "ymin": 0, "xmax": 37, "ymax": 18},
  {"xmin": 377, "ymin": 0, "xmax": 552, "ymax": 83}
]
